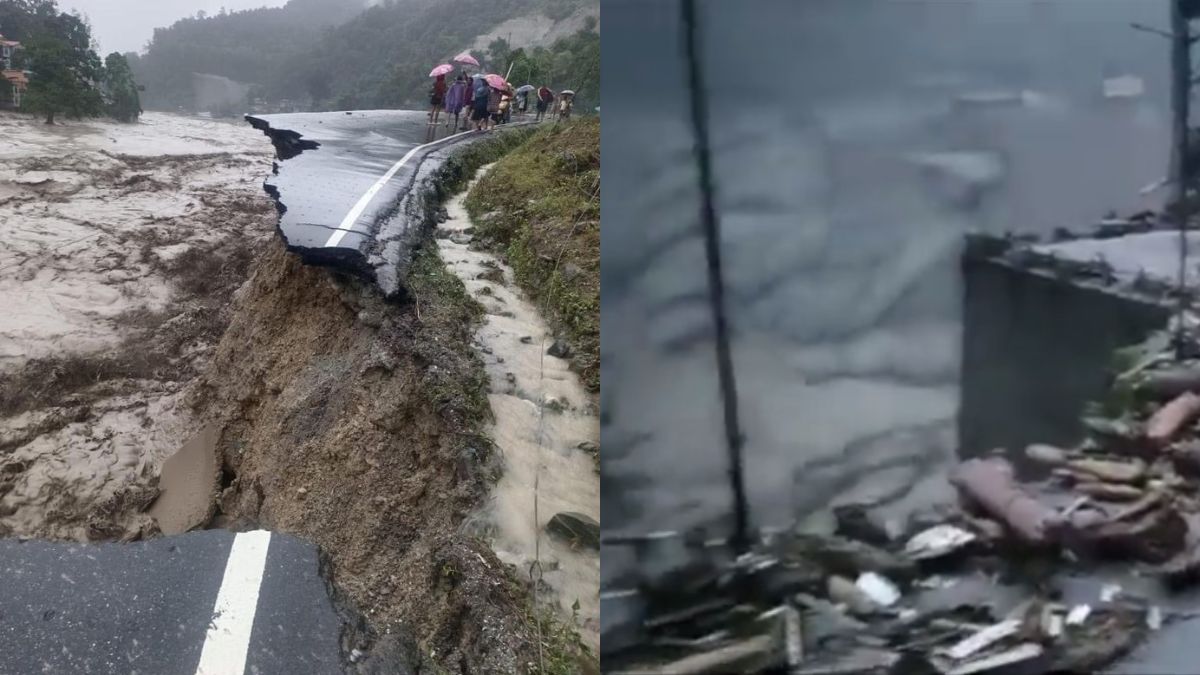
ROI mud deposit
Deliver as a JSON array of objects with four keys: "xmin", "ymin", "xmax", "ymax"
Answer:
[
  {"xmin": 441, "ymin": 166, "xmax": 601, "ymax": 651},
  {"xmin": 0, "ymin": 112, "xmax": 274, "ymax": 541}
]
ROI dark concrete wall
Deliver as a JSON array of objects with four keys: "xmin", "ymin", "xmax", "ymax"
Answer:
[{"xmin": 959, "ymin": 257, "xmax": 1169, "ymax": 458}]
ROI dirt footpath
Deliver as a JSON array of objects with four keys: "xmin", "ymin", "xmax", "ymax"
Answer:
[{"xmin": 0, "ymin": 111, "xmax": 274, "ymax": 540}]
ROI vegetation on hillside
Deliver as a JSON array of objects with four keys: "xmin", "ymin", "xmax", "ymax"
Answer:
[
  {"xmin": 466, "ymin": 119, "xmax": 600, "ymax": 392},
  {"xmin": 125, "ymin": 0, "xmax": 598, "ymax": 113},
  {"xmin": 125, "ymin": 0, "xmax": 368, "ymax": 111},
  {"xmin": 1, "ymin": 0, "xmax": 141, "ymax": 123}
]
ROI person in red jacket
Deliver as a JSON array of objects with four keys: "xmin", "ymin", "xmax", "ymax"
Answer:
[
  {"xmin": 535, "ymin": 85, "xmax": 554, "ymax": 122},
  {"xmin": 428, "ymin": 74, "xmax": 447, "ymax": 124}
]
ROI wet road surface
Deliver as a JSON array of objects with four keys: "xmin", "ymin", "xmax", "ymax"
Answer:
[{"xmin": 0, "ymin": 530, "xmax": 344, "ymax": 674}]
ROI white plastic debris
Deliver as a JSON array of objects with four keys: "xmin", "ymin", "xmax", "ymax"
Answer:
[
  {"xmin": 783, "ymin": 605, "xmax": 804, "ymax": 667},
  {"xmin": 1100, "ymin": 583, "xmax": 1122, "ymax": 603},
  {"xmin": 1065, "ymin": 604, "xmax": 1091, "ymax": 626},
  {"xmin": 1040, "ymin": 605, "xmax": 1064, "ymax": 639},
  {"xmin": 943, "ymin": 619, "xmax": 1023, "ymax": 660},
  {"xmin": 1046, "ymin": 613, "xmax": 1064, "ymax": 638},
  {"xmin": 855, "ymin": 572, "xmax": 901, "ymax": 607},
  {"xmin": 915, "ymin": 575, "xmax": 958, "ymax": 590},
  {"xmin": 1147, "ymin": 606, "xmax": 1163, "ymax": 631},
  {"xmin": 946, "ymin": 643, "xmax": 1044, "ymax": 675},
  {"xmin": 904, "ymin": 524, "xmax": 977, "ymax": 560}
]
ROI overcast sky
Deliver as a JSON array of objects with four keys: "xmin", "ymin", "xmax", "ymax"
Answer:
[{"xmin": 59, "ymin": 0, "xmax": 289, "ymax": 55}]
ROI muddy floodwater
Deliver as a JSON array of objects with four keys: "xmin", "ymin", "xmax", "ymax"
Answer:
[
  {"xmin": 0, "ymin": 111, "xmax": 274, "ymax": 540},
  {"xmin": 439, "ymin": 165, "xmax": 601, "ymax": 651}
]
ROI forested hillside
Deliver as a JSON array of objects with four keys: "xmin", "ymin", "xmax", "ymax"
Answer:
[
  {"xmin": 127, "ymin": 0, "xmax": 369, "ymax": 110},
  {"xmin": 128, "ymin": 0, "xmax": 598, "ymax": 114}
]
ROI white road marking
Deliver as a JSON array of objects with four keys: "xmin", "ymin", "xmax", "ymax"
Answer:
[
  {"xmin": 324, "ymin": 129, "xmax": 472, "ymax": 248},
  {"xmin": 195, "ymin": 530, "xmax": 272, "ymax": 675}
]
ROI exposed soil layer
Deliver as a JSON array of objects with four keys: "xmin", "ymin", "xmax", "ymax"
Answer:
[{"xmin": 191, "ymin": 237, "xmax": 549, "ymax": 672}]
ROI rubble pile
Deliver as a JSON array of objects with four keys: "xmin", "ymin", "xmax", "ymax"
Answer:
[{"xmin": 605, "ymin": 329, "xmax": 1200, "ymax": 674}]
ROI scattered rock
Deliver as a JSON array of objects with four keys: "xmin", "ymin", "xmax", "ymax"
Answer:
[
  {"xmin": 832, "ymin": 504, "xmax": 892, "ymax": 547},
  {"xmin": 478, "ymin": 268, "xmax": 504, "ymax": 283},
  {"xmin": 449, "ymin": 233, "xmax": 472, "ymax": 245},
  {"xmin": 434, "ymin": 227, "xmax": 452, "ymax": 239},
  {"xmin": 577, "ymin": 441, "xmax": 598, "ymax": 455},
  {"xmin": 357, "ymin": 309, "xmax": 383, "ymax": 328},
  {"xmin": 545, "ymin": 396, "xmax": 568, "ymax": 413},
  {"xmin": 547, "ymin": 339, "xmax": 572, "ymax": 358},
  {"xmin": 561, "ymin": 262, "xmax": 582, "ymax": 281},
  {"xmin": 546, "ymin": 512, "xmax": 599, "ymax": 550},
  {"xmin": 519, "ymin": 336, "xmax": 533, "ymax": 344}
]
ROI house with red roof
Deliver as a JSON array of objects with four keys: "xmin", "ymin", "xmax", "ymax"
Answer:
[{"xmin": 1, "ymin": 33, "xmax": 28, "ymax": 109}]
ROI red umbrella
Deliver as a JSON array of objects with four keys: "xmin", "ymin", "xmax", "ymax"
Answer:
[
  {"xmin": 429, "ymin": 64, "xmax": 454, "ymax": 77},
  {"xmin": 484, "ymin": 73, "xmax": 508, "ymax": 89},
  {"xmin": 453, "ymin": 51, "xmax": 480, "ymax": 67}
]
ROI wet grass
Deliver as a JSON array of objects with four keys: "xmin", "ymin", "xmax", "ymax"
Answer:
[
  {"xmin": 403, "ymin": 241, "xmax": 492, "ymax": 431},
  {"xmin": 464, "ymin": 119, "xmax": 600, "ymax": 392}
]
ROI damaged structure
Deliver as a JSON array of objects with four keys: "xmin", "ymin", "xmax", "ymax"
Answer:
[
  {"xmin": 601, "ymin": 215, "xmax": 1200, "ymax": 673},
  {"xmin": 245, "ymin": 111, "xmax": 535, "ymax": 297}
]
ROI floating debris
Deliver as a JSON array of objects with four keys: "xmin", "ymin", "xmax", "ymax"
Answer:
[
  {"xmin": 905, "ymin": 524, "xmax": 977, "ymax": 560},
  {"xmin": 1066, "ymin": 604, "xmax": 1092, "ymax": 626},
  {"xmin": 854, "ymin": 572, "xmax": 900, "ymax": 607}
]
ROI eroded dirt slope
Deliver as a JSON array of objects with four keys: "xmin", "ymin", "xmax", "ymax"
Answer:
[{"xmin": 192, "ymin": 235, "xmax": 551, "ymax": 671}]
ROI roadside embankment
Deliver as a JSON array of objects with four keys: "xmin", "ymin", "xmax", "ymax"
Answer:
[{"xmin": 465, "ymin": 119, "xmax": 600, "ymax": 393}]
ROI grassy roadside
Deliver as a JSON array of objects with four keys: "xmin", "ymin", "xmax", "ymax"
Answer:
[{"xmin": 464, "ymin": 119, "xmax": 600, "ymax": 393}]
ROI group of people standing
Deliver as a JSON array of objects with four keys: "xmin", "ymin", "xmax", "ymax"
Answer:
[{"xmin": 428, "ymin": 70, "xmax": 575, "ymax": 132}]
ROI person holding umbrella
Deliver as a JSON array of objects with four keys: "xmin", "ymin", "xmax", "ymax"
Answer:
[
  {"xmin": 453, "ymin": 51, "xmax": 479, "ymax": 89},
  {"xmin": 427, "ymin": 64, "xmax": 453, "ymax": 124},
  {"xmin": 515, "ymin": 84, "xmax": 535, "ymax": 116},
  {"xmin": 557, "ymin": 89, "xmax": 575, "ymax": 122}
]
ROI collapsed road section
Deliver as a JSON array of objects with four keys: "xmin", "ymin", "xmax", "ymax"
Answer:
[{"xmin": 246, "ymin": 111, "xmax": 534, "ymax": 296}]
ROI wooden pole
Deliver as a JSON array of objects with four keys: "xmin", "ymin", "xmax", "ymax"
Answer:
[
  {"xmin": 681, "ymin": 0, "xmax": 751, "ymax": 554},
  {"xmin": 1172, "ymin": 0, "xmax": 1192, "ymax": 359}
]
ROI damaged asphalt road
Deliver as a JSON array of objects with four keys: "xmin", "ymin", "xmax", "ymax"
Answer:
[{"xmin": 246, "ymin": 111, "xmax": 534, "ymax": 297}]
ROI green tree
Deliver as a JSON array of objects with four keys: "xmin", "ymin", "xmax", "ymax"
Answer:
[
  {"xmin": 103, "ymin": 52, "xmax": 141, "ymax": 122},
  {"xmin": 22, "ymin": 10, "xmax": 104, "ymax": 125}
]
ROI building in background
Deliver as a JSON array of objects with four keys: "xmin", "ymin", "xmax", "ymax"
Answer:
[{"xmin": 0, "ymin": 33, "xmax": 28, "ymax": 109}]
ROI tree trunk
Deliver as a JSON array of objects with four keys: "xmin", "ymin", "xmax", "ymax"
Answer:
[{"xmin": 44, "ymin": 111, "xmax": 55, "ymax": 125}]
